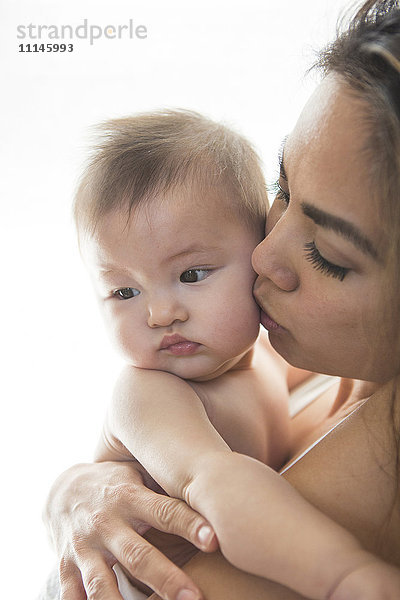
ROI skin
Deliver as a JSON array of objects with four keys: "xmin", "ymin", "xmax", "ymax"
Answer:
[
  {"xmin": 145, "ymin": 73, "xmax": 400, "ymax": 599},
  {"xmin": 253, "ymin": 74, "xmax": 398, "ymax": 383},
  {"xmin": 152, "ymin": 377, "xmax": 400, "ymax": 600},
  {"xmin": 82, "ymin": 187, "xmax": 262, "ymax": 382},
  {"xmin": 45, "ymin": 75, "xmax": 400, "ymax": 600}
]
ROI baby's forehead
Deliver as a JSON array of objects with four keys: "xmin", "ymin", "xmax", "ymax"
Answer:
[
  {"xmin": 82, "ymin": 189, "xmax": 256, "ymax": 272},
  {"xmin": 105, "ymin": 185, "xmax": 241, "ymax": 233}
]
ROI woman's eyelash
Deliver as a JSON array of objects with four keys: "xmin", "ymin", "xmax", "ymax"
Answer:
[
  {"xmin": 304, "ymin": 241, "xmax": 349, "ymax": 281},
  {"xmin": 277, "ymin": 186, "xmax": 290, "ymax": 205},
  {"xmin": 270, "ymin": 176, "xmax": 347, "ymax": 281},
  {"xmin": 269, "ymin": 180, "xmax": 290, "ymax": 205},
  {"xmin": 271, "ymin": 160, "xmax": 347, "ymax": 282}
]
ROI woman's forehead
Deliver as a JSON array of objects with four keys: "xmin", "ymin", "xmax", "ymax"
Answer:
[
  {"xmin": 286, "ymin": 75, "xmax": 369, "ymax": 160},
  {"xmin": 283, "ymin": 75, "xmax": 385, "ymax": 253}
]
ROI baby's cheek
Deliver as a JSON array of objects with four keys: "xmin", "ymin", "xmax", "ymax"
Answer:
[
  {"xmin": 105, "ymin": 312, "xmax": 135, "ymax": 361},
  {"xmin": 223, "ymin": 296, "xmax": 260, "ymax": 349},
  {"xmin": 245, "ymin": 300, "xmax": 262, "ymax": 338}
]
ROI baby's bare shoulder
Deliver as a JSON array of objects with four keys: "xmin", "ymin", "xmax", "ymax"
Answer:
[
  {"xmin": 117, "ymin": 364, "xmax": 193, "ymax": 392},
  {"xmin": 112, "ymin": 365, "xmax": 200, "ymax": 417}
]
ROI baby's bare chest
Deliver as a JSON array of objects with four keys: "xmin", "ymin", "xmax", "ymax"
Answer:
[{"xmin": 189, "ymin": 368, "xmax": 290, "ymax": 467}]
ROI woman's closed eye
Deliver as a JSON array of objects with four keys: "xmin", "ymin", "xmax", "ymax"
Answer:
[
  {"xmin": 271, "ymin": 180, "xmax": 348, "ymax": 282},
  {"xmin": 113, "ymin": 287, "xmax": 141, "ymax": 300},
  {"xmin": 180, "ymin": 268, "xmax": 211, "ymax": 283},
  {"xmin": 304, "ymin": 241, "xmax": 349, "ymax": 281}
]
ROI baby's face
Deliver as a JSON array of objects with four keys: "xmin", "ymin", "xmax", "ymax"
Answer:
[{"xmin": 82, "ymin": 187, "xmax": 262, "ymax": 381}]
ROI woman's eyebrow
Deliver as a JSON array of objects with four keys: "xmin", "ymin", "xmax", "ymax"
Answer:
[{"xmin": 301, "ymin": 202, "xmax": 379, "ymax": 261}]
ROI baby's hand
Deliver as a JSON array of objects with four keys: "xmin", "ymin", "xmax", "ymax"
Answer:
[{"xmin": 329, "ymin": 559, "xmax": 400, "ymax": 600}]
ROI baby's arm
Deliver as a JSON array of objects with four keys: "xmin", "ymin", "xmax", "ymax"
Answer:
[
  {"xmin": 97, "ymin": 366, "xmax": 399, "ymax": 600},
  {"xmin": 94, "ymin": 366, "xmax": 231, "ymax": 477}
]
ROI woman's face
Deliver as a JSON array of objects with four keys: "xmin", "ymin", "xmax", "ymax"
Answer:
[{"xmin": 253, "ymin": 74, "xmax": 399, "ymax": 382}]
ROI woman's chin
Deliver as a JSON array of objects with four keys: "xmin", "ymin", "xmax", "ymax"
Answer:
[{"xmin": 267, "ymin": 333, "xmax": 317, "ymax": 374}]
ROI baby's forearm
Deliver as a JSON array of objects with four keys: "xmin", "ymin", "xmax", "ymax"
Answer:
[
  {"xmin": 185, "ymin": 452, "xmax": 375, "ymax": 600},
  {"xmin": 99, "ymin": 367, "xmax": 393, "ymax": 598}
]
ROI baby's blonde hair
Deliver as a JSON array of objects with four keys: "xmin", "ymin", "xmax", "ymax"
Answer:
[{"xmin": 73, "ymin": 109, "xmax": 267, "ymax": 238}]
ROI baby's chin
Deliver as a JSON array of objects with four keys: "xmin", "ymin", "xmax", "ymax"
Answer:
[
  {"xmin": 132, "ymin": 349, "xmax": 255, "ymax": 383},
  {"xmin": 124, "ymin": 360, "xmax": 208, "ymax": 381}
]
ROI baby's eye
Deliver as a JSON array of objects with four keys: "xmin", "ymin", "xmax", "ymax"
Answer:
[
  {"xmin": 113, "ymin": 287, "xmax": 140, "ymax": 300},
  {"xmin": 180, "ymin": 269, "xmax": 210, "ymax": 283}
]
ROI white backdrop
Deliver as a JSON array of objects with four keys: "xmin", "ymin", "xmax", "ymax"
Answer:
[{"xmin": 2, "ymin": 0, "xmax": 350, "ymax": 597}]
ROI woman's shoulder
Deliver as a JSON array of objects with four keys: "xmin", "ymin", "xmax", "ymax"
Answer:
[
  {"xmin": 364, "ymin": 375, "xmax": 400, "ymax": 426},
  {"xmin": 283, "ymin": 376, "xmax": 400, "ymax": 564}
]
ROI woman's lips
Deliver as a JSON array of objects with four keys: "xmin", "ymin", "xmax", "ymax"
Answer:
[
  {"xmin": 159, "ymin": 334, "xmax": 201, "ymax": 356},
  {"xmin": 260, "ymin": 310, "xmax": 284, "ymax": 332}
]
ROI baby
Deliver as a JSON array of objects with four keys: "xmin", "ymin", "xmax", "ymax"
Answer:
[
  {"xmin": 75, "ymin": 110, "xmax": 399, "ymax": 600},
  {"xmin": 77, "ymin": 109, "xmax": 292, "ymax": 474}
]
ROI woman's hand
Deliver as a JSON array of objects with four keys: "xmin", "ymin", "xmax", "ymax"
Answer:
[{"xmin": 44, "ymin": 461, "xmax": 217, "ymax": 600}]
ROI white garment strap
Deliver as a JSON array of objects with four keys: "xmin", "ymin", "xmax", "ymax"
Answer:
[{"xmin": 113, "ymin": 564, "xmax": 148, "ymax": 600}]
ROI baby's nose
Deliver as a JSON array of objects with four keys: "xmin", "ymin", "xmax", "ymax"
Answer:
[{"xmin": 147, "ymin": 297, "xmax": 188, "ymax": 328}]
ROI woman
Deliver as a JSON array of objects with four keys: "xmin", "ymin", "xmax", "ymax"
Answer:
[{"xmin": 43, "ymin": 1, "xmax": 400, "ymax": 599}]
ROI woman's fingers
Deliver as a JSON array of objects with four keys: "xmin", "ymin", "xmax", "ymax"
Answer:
[
  {"xmin": 58, "ymin": 560, "xmax": 88, "ymax": 600},
  {"xmin": 60, "ymin": 554, "xmax": 123, "ymax": 600},
  {"xmin": 125, "ymin": 486, "xmax": 218, "ymax": 552},
  {"xmin": 80, "ymin": 557, "xmax": 123, "ymax": 600},
  {"xmin": 109, "ymin": 528, "xmax": 203, "ymax": 600},
  {"xmin": 47, "ymin": 462, "xmax": 216, "ymax": 600}
]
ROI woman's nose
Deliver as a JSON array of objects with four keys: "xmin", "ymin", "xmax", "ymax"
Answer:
[
  {"xmin": 251, "ymin": 231, "xmax": 299, "ymax": 292},
  {"xmin": 147, "ymin": 295, "xmax": 189, "ymax": 328}
]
